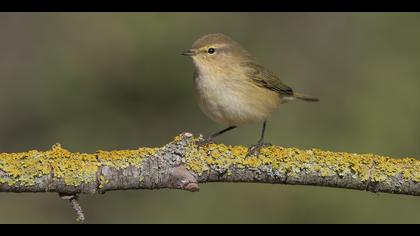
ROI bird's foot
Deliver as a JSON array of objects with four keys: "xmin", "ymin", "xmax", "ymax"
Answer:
[
  {"xmin": 246, "ymin": 142, "xmax": 272, "ymax": 158},
  {"xmin": 195, "ymin": 135, "xmax": 215, "ymax": 148}
]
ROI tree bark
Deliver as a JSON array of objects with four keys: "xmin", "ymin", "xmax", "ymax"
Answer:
[{"xmin": 1, "ymin": 132, "xmax": 420, "ymax": 196}]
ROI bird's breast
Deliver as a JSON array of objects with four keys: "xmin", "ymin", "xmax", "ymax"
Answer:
[{"xmin": 193, "ymin": 71, "xmax": 281, "ymax": 126}]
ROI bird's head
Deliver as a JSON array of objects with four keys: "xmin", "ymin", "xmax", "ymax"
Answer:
[{"xmin": 182, "ymin": 33, "xmax": 252, "ymax": 72}]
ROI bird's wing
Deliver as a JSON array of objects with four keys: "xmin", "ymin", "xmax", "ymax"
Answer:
[
  {"xmin": 241, "ymin": 61, "xmax": 294, "ymax": 97},
  {"xmin": 242, "ymin": 61, "xmax": 293, "ymax": 96}
]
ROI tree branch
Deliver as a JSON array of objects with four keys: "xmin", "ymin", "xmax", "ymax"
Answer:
[{"xmin": 1, "ymin": 132, "xmax": 420, "ymax": 220}]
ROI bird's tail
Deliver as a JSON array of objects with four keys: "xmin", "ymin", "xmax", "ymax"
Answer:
[{"xmin": 293, "ymin": 93, "xmax": 319, "ymax": 102}]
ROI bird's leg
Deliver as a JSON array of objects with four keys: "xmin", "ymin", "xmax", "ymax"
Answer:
[
  {"xmin": 247, "ymin": 120, "xmax": 269, "ymax": 157},
  {"xmin": 197, "ymin": 126, "xmax": 237, "ymax": 146}
]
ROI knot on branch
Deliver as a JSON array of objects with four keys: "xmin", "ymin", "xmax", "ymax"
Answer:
[
  {"xmin": 97, "ymin": 132, "xmax": 199, "ymax": 192},
  {"xmin": 141, "ymin": 132, "xmax": 199, "ymax": 191},
  {"xmin": 168, "ymin": 165, "xmax": 199, "ymax": 192}
]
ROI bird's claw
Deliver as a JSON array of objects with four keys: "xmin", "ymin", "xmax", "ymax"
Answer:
[
  {"xmin": 246, "ymin": 142, "xmax": 272, "ymax": 158},
  {"xmin": 195, "ymin": 136, "xmax": 215, "ymax": 147}
]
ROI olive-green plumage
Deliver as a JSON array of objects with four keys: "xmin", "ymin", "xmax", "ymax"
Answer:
[{"xmin": 242, "ymin": 61, "xmax": 319, "ymax": 102}]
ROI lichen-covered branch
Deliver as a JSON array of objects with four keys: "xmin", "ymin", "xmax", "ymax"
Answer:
[{"xmin": 1, "ymin": 132, "xmax": 420, "ymax": 197}]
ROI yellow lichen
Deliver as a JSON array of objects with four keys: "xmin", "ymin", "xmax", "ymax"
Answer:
[
  {"xmin": 182, "ymin": 137, "xmax": 420, "ymax": 184},
  {"xmin": 0, "ymin": 135, "xmax": 419, "ymax": 189},
  {"xmin": 96, "ymin": 147, "xmax": 156, "ymax": 169},
  {"xmin": 98, "ymin": 175, "xmax": 109, "ymax": 189},
  {"xmin": 0, "ymin": 143, "xmax": 157, "ymax": 187}
]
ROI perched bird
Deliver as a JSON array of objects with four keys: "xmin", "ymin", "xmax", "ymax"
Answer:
[{"xmin": 182, "ymin": 33, "xmax": 318, "ymax": 156}]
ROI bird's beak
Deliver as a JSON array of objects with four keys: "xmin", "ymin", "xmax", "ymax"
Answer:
[{"xmin": 181, "ymin": 49, "xmax": 197, "ymax": 56}]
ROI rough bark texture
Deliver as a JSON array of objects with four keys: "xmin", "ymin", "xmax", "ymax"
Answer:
[{"xmin": 1, "ymin": 132, "xmax": 420, "ymax": 196}]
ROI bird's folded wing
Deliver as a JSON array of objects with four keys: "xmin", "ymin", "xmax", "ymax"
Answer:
[{"xmin": 241, "ymin": 61, "xmax": 294, "ymax": 97}]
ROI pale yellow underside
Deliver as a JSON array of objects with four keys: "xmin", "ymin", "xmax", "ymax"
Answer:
[{"xmin": 193, "ymin": 60, "xmax": 281, "ymax": 126}]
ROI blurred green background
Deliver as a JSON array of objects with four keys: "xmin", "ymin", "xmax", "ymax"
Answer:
[{"xmin": 1, "ymin": 13, "xmax": 420, "ymax": 223}]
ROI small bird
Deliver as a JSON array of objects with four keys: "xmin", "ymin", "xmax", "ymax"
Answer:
[{"xmin": 182, "ymin": 33, "xmax": 318, "ymax": 156}]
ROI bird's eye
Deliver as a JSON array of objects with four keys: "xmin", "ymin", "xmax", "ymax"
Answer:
[{"xmin": 207, "ymin": 48, "xmax": 216, "ymax": 54}]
